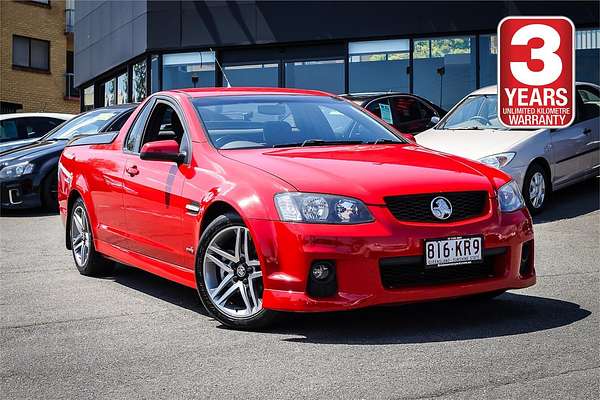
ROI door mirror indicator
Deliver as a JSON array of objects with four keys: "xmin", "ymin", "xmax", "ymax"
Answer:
[{"xmin": 140, "ymin": 140, "xmax": 185, "ymax": 163}]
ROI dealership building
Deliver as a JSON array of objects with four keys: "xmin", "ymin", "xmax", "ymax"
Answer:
[{"xmin": 74, "ymin": 1, "xmax": 599, "ymax": 111}]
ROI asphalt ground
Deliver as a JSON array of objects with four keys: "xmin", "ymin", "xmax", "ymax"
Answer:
[{"xmin": 1, "ymin": 178, "xmax": 598, "ymax": 399}]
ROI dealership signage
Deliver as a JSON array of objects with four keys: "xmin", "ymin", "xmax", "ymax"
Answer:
[{"xmin": 498, "ymin": 17, "xmax": 575, "ymax": 128}]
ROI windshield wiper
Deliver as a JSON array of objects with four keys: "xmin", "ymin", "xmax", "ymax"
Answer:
[
  {"xmin": 448, "ymin": 126, "xmax": 485, "ymax": 130},
  {"xmin": 272, "ymin": 139, "xmax": 364, "ymax": 148},
  {"xmin": 365, "ymin": 138, "xmax": 403, "ymax": 144}
]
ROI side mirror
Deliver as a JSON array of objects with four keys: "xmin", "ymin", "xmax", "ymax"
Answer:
[
  {"xmin": 428, "ymin": 116, "xmax": 440, "ymax": 127},
  {"xmin": 140, "ymin": 140, "xmax": 185, "ymax": 163},
  {"xmin": 403, "ymin": 133, "xmax": 416, "ymax": 142}
]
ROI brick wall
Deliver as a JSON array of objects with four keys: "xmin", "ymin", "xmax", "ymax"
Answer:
[{"xmin": 0, "ymin": 0, "xmax": 79, "ymax": 114}]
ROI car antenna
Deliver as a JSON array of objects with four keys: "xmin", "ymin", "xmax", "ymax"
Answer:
[{"xmin": 210, "ymin": 48, "xmax": 232, "ymax": 88}]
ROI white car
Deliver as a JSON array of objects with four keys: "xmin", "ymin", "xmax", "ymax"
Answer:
[
  {"xmin": 0, "ymin": 113, "xmax": 74, "ymax": 153},
  {"xmin": 416, "ymin": 84, "xmax": 599, "ymax": 213}
]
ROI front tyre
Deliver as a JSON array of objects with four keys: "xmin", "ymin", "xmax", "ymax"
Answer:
[
  {"xmin": 195, "ymin": 213, "xmax": 278, "ymax": 329},
  {"xmin": 523, "ymin": 163, "xmax": 550, "ymax": 214},
  {"xmin": 69, "ymin": 198, "xmax": 114, "ymax": 276}
]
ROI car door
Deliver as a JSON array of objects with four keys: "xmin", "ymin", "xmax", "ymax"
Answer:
[
  {"xmin": 551, "ymin": 85, "xmax": 600, "ymax": 187},
  {"xmin": 121, "ymin": 98, "xmax": 190, "ymax": 266},
  {"xmin": 366, "ymin": 96, "xmax": 437, "ymax": 133},
  {"xmin": 574, "ymin": 85, "xmax": 600, "ymax": 172}
]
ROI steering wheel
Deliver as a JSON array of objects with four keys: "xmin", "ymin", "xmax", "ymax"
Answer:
[
  {"xmin": 468, "ymin": 115, "xmax": 491, "ymax": 126},
  {"xmin": 215, "ymin": 135, "xmax": 252, "ymax": 147}
]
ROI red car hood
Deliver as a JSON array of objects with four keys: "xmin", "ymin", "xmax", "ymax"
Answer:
[{"xmin": 221, "ymin": 144, "xmax": 498, "ymax": 204}]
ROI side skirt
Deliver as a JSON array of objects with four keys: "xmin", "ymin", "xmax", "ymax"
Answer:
[{"xmin": 95, "ymin": 239, "xmax": 197, "ymax": 289}]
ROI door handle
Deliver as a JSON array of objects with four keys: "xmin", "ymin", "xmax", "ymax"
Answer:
[
  {"xmin": 126, "ymin": 165, "xmax": 139, "ymax": 176},
  {"xmin": 583, "ymin": 128, "xmax": 592, "ymax": 135}
]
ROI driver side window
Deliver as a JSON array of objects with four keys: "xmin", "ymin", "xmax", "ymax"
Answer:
[{"xmin": 138, "ymin": 102, "xmax": 187, "ymax": 155}]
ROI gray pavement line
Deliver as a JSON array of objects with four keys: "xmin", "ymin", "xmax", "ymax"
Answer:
[
  {"xmin": 537, "ymin": 270, "xmax": 599, "ymax": 278},
  {"xmin": 0, "ymin": 309, "xmax": 174, "ymax": 330},
  {"xmin": 401, "ymin": 365, "xmax": 600, "ymax": 400},
  {"xmin": 0, "ymin": 268, "xmax": 71, "ymax": 275}
]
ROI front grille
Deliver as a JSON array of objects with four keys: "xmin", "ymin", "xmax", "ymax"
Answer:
[
  {"xmin": 384, "ymin": 191, "xmax": 488, "ymax": 222},
  {"xmin": 379, "ymin": 248, "xmax": 506, "ymax": 289}
]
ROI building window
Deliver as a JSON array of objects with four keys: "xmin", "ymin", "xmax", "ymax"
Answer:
[
  {"xmin": 349, "ymin": 39, "xmax": 410, "ymax": 93},
  {"xmin": 12, "ymin": 35, "xmax": 50, "ymax": 72},
  {"xmin": 479, "ymin": 35, "xmax": 497, "ymax": 88},
  {"xmin": 132, "ymin": 59, "xmax": 147, "ymax": 102},
  {"xmin": 163, "ymin": 51, "xmax": 216, "ymax": 89},
  {"xmin": 285, "ymin": 59, "xmax": 344, "ymax": 94},
  {"xmin": 83, "ymin": 86, "xmax": 94, "ymax": 111},
  {"xmin": 117, "ymin": 72, "xmax": 128, "ymax": 104},
  {"xmin": 150, "ymin": 55, "xmax": 160, "ymax": 93},
  {"xmin": 576, "ymin": 29, "xmax": 600, "ymax": 85},
  {"xmin": 223, "ymin": 63, "xmax": 279, "ymax": 87},
  {"xmin": 103, "ymin": 78, "xmax": 116, "ymax": 107},
  {"xmin": 65, "ymin": 50, "xmax": 78, "ymax": 98},
  {"xmin": 65, "ymin": 0, "xmax": 75, "ymax": 33},
  {"xmin": 413, "ymin": 36, "xmax": 476, "ymax": 110}
]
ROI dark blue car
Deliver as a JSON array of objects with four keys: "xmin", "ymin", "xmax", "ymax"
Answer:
[{"xmin": 0, "ymin": 104, "xmax": 135, "ymax": 210}]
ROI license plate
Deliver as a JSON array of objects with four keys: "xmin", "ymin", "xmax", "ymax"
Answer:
[{"xmin": 425, "ymin": 236, "xmax": 483, "ymax": 267}]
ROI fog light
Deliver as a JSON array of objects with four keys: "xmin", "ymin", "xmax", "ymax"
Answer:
[
  {"xmin": 307, "ymin": 261, "xmax": 337, "ymax": 297},
  {"xmin": 311, "ymin": 262, "xmax": 332, "ymax": 280}
]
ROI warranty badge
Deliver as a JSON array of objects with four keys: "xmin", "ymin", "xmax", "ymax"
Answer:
[{"xmin": 498, "ymin": 16, "xmax": 575, "ymax": 128}]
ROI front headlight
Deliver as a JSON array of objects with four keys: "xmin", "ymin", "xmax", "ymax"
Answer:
[
  {"xmin": 497, "ymin": 180, "xmax": 525, "ymax": 212},
  {"xmin": 0, "ymin": 161, "xmax": 34, "ymax": 179},
  {"xmin": 479, "ymin": 152, "xmax": 515, "ymax": 169},
  {"xmin": 274, "ymin": 192, "xmax": 374, "ymax": 224}
]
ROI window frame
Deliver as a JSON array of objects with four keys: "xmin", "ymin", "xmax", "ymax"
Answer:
[
  {"xmin": 12, "ymin": 35, "xmax": 50, "ymax": 73},
  {"xmin": 125, "ymin": 96, "xmax": 191, "ymax": 165}
]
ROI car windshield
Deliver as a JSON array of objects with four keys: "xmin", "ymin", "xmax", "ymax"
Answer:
[
  {"xmin": 441, "ymin": 94, "xmax": 509, "ymax": 130},
  {"xmin": 44, "ymin": 109, "xmax": 121, "ymax": 140},
  {"xmin": 192, "ymin": 95, "xmax": 404, "ymax": 149}
]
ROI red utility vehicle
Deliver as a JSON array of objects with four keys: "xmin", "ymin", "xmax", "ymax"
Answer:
[{"xmin": 58, "ymin": 88, "xmax": 535, "ymax": 329}]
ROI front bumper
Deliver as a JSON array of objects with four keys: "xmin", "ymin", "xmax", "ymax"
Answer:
[
  {"xmin": 0, "ymin": 178, "xmax": 41, "ymax": 209},
  {"xmin": 250, "ymin": 200, "xmax": 535, "ymax": 312}
]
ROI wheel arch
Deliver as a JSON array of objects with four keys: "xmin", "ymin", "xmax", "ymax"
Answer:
[
  {"xmin": 65, "ymin": 189, "xmax": 83, "ymax": 249},
  {"xmin": 527, "ymin": 157, "xmax": 552, "ymax": 192},
  {"xmin": 199, "ymin": 200, "xmax": 242, "ymax": 240}
]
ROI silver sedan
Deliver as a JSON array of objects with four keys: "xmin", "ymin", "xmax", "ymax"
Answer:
[{"xmin": 416, "ymin": 84, "xmax": 599, "ymax": 213}]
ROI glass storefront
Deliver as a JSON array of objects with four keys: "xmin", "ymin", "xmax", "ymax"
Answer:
[
  {"xmin": 285, "ymin": 59, "xmax": 344, "ymax": 94},
  {"xmin": 117, "ymin": 73, "xmax": 128, "ymax": 104},
  {"xmin": 223, "ymin": 63, "xmax": 279, "ymax": 87},
  {"xmin": 84, "ymin": 28, "xmax": 599, "ymax": 111},
  {"xmin": 103, "ymin": 78, "xmax": 116, "ymax": 107},
  {"xmin": 413, "ymin": 36, "xmax": 476, "ymax": 110},
  {"xmin": 83, "ymin": 86, "xmax": 94, "ymax": 111},
  {"xmin": 576, "ymin": 29, "xmax": 600, "ymax": 85},
  {"xmin": 349, "ymin": 39, "xmax": 410, "ymax": 93},
  {"xmin": 132, "ymin": 59, "xmax": 147, "ymax": 102},
  {"xmin": 163, "ymin": 51, "xmax": 215, "ymax": 89},
  {"xmin": 479, "ymin": 34, "xmax": 498, "ymax": 88},
  {"xmin": 151, "ymin": 55, "xmax": 160, "ymax": 94}
]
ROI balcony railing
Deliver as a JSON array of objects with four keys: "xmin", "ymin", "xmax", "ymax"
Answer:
[{"xmin": 65, "ymin": 73, "xmax": 79, "ymax": 98}]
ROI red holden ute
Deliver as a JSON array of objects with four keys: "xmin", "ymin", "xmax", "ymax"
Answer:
[{"xmin": 58, "ymin": 88, "xmax": 535, "ymax": 329}]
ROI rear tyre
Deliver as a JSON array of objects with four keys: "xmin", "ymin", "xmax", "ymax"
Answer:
[
  {"xmin": 41, "ymin": 169, "xmax": 58, "ymax": 211},
  {"xmin": 195, "ymin": 213, "xmax": 278, "ymax": 330},
  {"xmin": 69, "ymin": 198, "xmax": 114, "ymax": 276},
  {"xmin": 523, "ymin": 163, "xmax": 550, "ymax": 215}
]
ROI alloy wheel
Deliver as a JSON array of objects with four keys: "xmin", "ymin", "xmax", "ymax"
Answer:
[
  {"xmin": 71, "ymin": 205, "xmax": 91, "ymax": 267},
  {"xmin": 202, "ymin": 226, "xmax": 263, "ymax": 318},
  {"xmin": 528, "ymin": 171, "xmax": 546, "ymax": 209}
]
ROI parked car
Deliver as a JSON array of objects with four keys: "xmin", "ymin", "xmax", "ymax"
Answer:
[
  {"xmin": 58, "ymin": 88, "xmax": 535, "ymax": 329},
  {"xmin": 416, "ymin": 84, "xmax": 600, "ymax": 213},
  {"xmin": 341, "ymin": 92, "xmax": 446, "ymax": 134},
  {"xmin": 0, "ymin": 104, "xmax": 135, "ymax": 210},
  {"xmin": 0, "ymin": 112, "xmax": 74, "ymax": 153}
]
